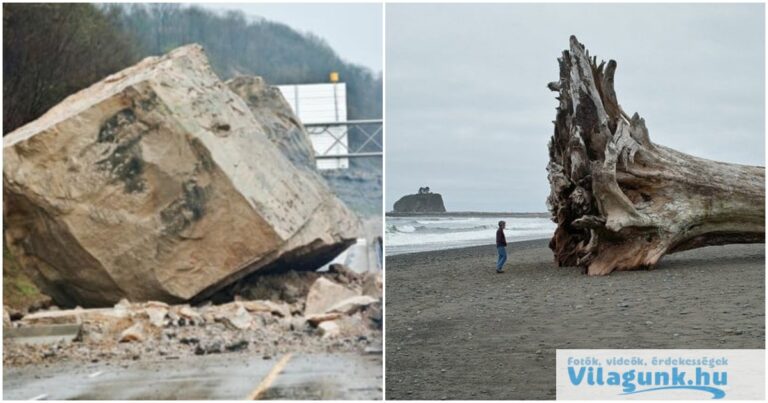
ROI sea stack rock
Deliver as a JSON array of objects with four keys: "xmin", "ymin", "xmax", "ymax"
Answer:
[
  {"xmin": 393, "ymin": 187, "xmax": 447, "ymax": 213},
  {"xmin": 3, "ymin": 44, "xmax": 360, "ymax": 308}
]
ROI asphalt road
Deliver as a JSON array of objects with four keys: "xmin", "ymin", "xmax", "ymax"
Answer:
[{"xmin": 3, "ymin": 352, "xmax": 382, "ymax": 400}]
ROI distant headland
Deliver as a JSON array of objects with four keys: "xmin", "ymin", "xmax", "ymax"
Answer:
[
  {"xmin": 392, "ymin": 187, "xmax": 447, "ymax": 213},
  {"xmin": 389, "ymin": 187, "xmax": 548, "ymax": 217}
]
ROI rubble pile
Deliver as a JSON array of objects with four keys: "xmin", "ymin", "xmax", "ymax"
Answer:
[{"xmin": 3, "ymin": 269, "xmax": 382, "ymax": 367}]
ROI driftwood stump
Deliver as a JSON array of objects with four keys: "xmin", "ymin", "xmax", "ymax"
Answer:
[{"xmin": 546, "ymin": 36, "xmax": 765, "ymax": 275}]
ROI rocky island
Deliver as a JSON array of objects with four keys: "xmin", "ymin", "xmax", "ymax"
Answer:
[{"xmin": 392, "ymin": 187, "xmax": 446, "ymax": 213}]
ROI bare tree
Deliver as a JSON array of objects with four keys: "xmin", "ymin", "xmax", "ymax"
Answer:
[{"xmin": 3, "ymin": 4, "xmax": 137, "ymax": 134}]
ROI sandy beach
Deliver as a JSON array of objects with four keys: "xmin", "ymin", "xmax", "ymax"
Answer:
[{"xmin": 384, "ymin": 239, "xmax": 765, "ymax": 400}]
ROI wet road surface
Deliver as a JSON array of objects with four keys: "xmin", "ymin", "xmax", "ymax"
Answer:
[{"xmin": 3, "ymin": 352, "xmax": 382, "ymax": 400}]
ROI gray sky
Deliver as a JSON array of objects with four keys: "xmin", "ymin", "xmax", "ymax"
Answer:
[
  {"xmin": 199, "ymin": 3, "xmax": 382, "ymax": 72},
  {"xmin": 386, "ymin": 3, "xmax": 765, "ymax": 212}
]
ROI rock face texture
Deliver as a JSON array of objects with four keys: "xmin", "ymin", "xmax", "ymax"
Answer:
[
  {"xmin": 3, "ymin": 44, "xmax": 360, "ymax": 308},
  {"xmin": 393, "ymin": 193, "xmax": 447, "ymax": 213},
  {"xmin": 226, "ymin": 76, "xmax": 316, "ymax": 171},
  {"xmin": 227, "ymin": 77, "xmax": 384, "ymax": 218}
]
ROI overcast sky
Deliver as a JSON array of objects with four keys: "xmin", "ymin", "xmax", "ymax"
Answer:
[
  {"xmin": 198, "ymin": 3, "xmax": 382, "ymax": 72},
  {"xmin": 386, "ymin": 3, "xmax": 765, "ymax": 212}
]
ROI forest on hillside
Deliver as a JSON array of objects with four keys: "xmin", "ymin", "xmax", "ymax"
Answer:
[
  {"xmin": 3, "ymin": 3, "xmax": 382, "ymax": 134},
  {"xmin": 3, "ymin": 4, "xmax": 138, "ymax": 133}
]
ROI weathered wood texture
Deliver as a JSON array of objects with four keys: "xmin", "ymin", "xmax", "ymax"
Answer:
[{"xmin": 546, "ymin": 36, "xmax": 765, "ymax": 275}]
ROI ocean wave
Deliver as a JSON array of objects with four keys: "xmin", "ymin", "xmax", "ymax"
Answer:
[
  {"xmin": 385, "ymin": 215, "xmax": 556, "ymax": 255},
  {"xmin": 387, "ymin": 224, "xmax": 498, "ymax": 234},
  {"xmin": 391, "ymin": 224, "xmax": 416, "ymax": 233},
  {"xmin": 414, "ymin": 218, "xmax": 481, "ymax": 225}
]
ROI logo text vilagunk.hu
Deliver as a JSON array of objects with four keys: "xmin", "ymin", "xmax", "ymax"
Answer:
[{"xmin": 567, "ymin": 365, "xmax": 728, "ymax": 399}]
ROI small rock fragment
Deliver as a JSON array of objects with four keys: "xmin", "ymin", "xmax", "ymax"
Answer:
[
  {"xmin": 239, "ymin": 300, "xmax": 291, "ymax": 318},
  {"xmin": 305, "ymin": 278, "xmax": 359, "ymax": 316},
  {"xmin": 318, "ymin": 321, "xmax": 340, "ymax": 338},
  {"xmin": 119, "ymin": 323, "xmax": 145, "ymax": 343},
  {"xmin": 220, "ymin": 306, "xmax": 252, "ymax": 330},
  {"xmin": 328, "ymin": 295, "xmax": 378, "ymax": 315},
  {"xmin": 225, "ymin": 340, "xmax": 249, "ymax": 352},
  {"xmin": 145, "ymin": 307, "xmax": 168, "ymax": 328},
  {"xmin": 3, "ymin": 306, "xmax": 11, "ymax": 327}
]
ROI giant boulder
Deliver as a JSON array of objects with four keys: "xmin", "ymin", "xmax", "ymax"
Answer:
[{"xmin": 3, "ymin": 44, "xmax": 360, "ymax": 308}]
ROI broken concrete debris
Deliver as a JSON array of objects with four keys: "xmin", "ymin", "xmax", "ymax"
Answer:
[{"xmin": 3, "ymin": 270, "xmax": 382, "ymax": 366}]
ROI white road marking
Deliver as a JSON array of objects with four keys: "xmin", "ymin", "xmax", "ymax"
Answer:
[
  {"xmin": 88, "ymin": 371, "xmax": 104, "ymax": 378},
  {"xmin": 28, "ymin": 393, "xmax": 48, "ymax": 400}
]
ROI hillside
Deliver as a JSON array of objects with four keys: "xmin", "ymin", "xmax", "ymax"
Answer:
[{"xmin": 110, "ymin": 4, "xmax": 382, "ymax": 124}]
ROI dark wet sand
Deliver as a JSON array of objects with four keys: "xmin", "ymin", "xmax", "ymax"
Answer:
[{"xmin": 385, "ymin": 240, "xmax": 765, "ymax": 400}]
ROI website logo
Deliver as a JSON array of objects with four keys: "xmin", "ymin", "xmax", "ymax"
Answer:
[{"xmin": 556, "ymin": 350, "xmax": 764, "ymax": 400}]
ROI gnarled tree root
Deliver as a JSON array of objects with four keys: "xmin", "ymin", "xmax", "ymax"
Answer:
[{"xmin": 546, "ymin": 36, "xmax": 765, "ymax": 275}]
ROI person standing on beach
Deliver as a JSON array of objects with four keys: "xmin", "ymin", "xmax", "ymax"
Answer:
[{"xmin": 496, "ymin": 220, "xmax": 507, "ymax": 273}]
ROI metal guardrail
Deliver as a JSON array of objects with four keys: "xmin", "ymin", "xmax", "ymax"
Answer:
[{"xmin": 304, "ymin": 119, "xmax": 383, "ymax": 159}]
